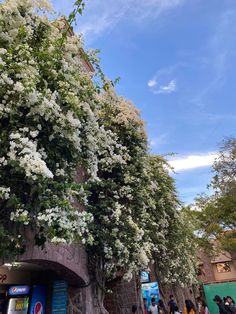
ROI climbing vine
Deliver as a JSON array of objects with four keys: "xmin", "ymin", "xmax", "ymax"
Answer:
[{"xmin": 0, "ymin": 0, "xmax": 196, "ymax": 289}]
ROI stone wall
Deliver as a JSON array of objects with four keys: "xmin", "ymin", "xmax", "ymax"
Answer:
[
  {"xmin": 19, "ymin": 241, "xmax": 89, "ymax": 286},
  {"xmin": 104, "ymin": 276, "xmax": 143, "ymax": 314}
]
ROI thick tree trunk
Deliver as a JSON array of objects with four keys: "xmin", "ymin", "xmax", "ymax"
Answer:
[
  {"xmin": 67, "ymin": 283, "xmax": 109, "ymax": 314},
  {"xmin": 94, "ymin": 283, "xmax": 109, "ymax": 314},
  {"xmin": 88, "ymin": 256, "xmax": 110, "ymax": 314}
]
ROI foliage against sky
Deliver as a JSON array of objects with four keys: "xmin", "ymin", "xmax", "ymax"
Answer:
[
  {"xmin": 51, "ymin": 0, "xmax": 236, "ymax": 204},
  {"xmin": 0, "ymin": 0, "xmax": 196, "ymax": 290}
]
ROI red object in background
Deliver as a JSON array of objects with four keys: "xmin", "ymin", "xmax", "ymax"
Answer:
[{"xmin": 34, "ymin": 302, "xmax": 43, "ymax": 314}]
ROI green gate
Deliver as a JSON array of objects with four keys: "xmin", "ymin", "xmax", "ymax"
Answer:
[{"xmin": 203, "ymin": 282, "xmax": 236, "ymax": 314}]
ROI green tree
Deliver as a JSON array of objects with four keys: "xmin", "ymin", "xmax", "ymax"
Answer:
[
  {"xmin": 192, "ymin": 138, "xmax": 236, "ymax": 254},
  {"xmin": 145, "ymin": 157, "xmax": 197, "ymax": 286}
]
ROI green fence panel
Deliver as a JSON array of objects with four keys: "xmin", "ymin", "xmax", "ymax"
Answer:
[{"xmin": 203, "ymin": 282, "xmax": 236, "ymax": 314}]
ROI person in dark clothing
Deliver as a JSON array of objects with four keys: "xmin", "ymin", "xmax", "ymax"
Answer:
[
  {"xmin": 143, "ymin": 298, "xmax": 148, "ymax": 314},
  {"xmin": 158, "ymin": 299, "xmax": 167, "ymax": 314},
  {"xmin": 213, "ymin": 295, "xmax": 231, "ymax": 314},
  {"xmin": 132, "ymin": 304, "xmax": 138, "ymax": 313},
  {"xmin": 226, "ymin": 296, "xmax": 236, "ymax": 314},
  {"xmin": 168, "ymin": 295, "xmax": 177, "ymax": 314}
]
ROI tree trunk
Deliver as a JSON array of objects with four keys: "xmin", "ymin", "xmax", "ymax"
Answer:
[{"xmin": 87, "ymin": 256, "xmax": 110, "ymax": 314}]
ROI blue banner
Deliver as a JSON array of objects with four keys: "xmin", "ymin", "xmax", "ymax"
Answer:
[
  {"xmin": 51, "ymin": 280, "xmax": 68, "ymax": 314},
  {"xmin": 29, "ymin": 285, "xmax": 47, "ymax": 314},
  {"xmin": 140, "ymin": 271, "xmax": 150, "ymax": 283},
  {"xmin": 142, "ymin": 282, "xmax": 160, "ymax": 308}
]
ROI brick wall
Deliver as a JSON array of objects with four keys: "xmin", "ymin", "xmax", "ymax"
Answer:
[
  {"xmin": 197, "ymin": 250, "xmax": 215, "ymax": 283},
  {"xmin": 104, "ymin": 276, "xmax": 143, "ymax": 314}
]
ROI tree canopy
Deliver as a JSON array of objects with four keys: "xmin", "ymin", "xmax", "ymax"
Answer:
[{"xmin": 191, "ymin": 138, "xmax": 236, "ymax": 254}]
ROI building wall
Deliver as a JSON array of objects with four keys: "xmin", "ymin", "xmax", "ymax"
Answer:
[
  {"xmin": 104, "ymin": 276, "xmax": 142, "ymax": 314},
  {"xmin": 198, "ymin": 249, "xmax": 236, "ymax": 284},
  {"xmin": 212, "ymin": 261, "xmax": 236, "ymax": 281},
  {"xmin": 0, "ymin": 267, "xmax": 31, "ymax": 285},
  {"xmin": 198, "ymin": 249, "xmax": 215, "ymax": 283}
]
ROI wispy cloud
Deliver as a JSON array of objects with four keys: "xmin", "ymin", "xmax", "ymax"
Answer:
[
  {"xmin": 149, "ymin": 133, "xmax": 168, "ymax": 148},
  {"xmin": 169, "ymin": 152, "xmax": 218, "ymax": 172},
  {"xmin": 154, "ymin": 79, "xmax": 176, "ymax": 94},
  {"xmin": 148, "ymin": 79, "xmax": 157, "ymax": 87},
  {"xmin": 147, "ymin": 63, "xmax": 184, "ymax": 94},
  {"xmin": 190, "ymin": 9, "xmax": 236, "ymax": 107},
  {"xmin": 68, "ymin": 0, "xmax": 185, "ymax": 41}
]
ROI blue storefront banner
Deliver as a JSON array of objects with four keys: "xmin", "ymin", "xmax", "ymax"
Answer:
[
  {"xmin": 29, "ymin": 285, "xmax": 47, "ymax": 314},
  {"xmin": 51, "ymin": 280, "xmax": 68, "ymax": 314},
  {"xmin": 142, "ymin": 282, "xmax": 160, "ymax": 308},
  {"xmin": 140, "ymin": 271, "xmax": 150, "ymax": 283},
  {"xmin": 8, "ymin": 286, "xmax": 30, "ymax": 296}
]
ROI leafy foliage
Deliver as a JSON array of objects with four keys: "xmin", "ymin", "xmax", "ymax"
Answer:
[
  {"xmin": 0, "ymin": 0, "xmax": 196, "ymax": 288},
  {"xmin": 0, "ymin": 0, "xmax": 99, "ymax": 255},
  {"xmin": 191, "ymin": 138, "xmax": 236, "ymax": 254}
]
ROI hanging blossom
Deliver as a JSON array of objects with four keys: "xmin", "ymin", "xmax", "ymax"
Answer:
[
  {"xmin": 8, "ymin": 131, "xmax": 53, "ymax": 180},
  {"xmin": 0, "ymin": 186, "xmax": 10, "ymax": 200},
  {"xmin": 0, "ymin": 0, "xmax": 197, "ymax": 287},
  {"xmin": 0, "ymin": 0, "xmax": 104, "ymax": 246}
]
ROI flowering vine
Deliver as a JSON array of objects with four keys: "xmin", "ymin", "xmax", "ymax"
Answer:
[{"xmin": 0, "ymin": 0, "xmax": 196, "ymax": 292}]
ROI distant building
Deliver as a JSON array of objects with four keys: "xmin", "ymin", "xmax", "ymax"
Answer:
[{"xmin": 198, "ymin": 248, "xmax": 236, "ymax": 314}]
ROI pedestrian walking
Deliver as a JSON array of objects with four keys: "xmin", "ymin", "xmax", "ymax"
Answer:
[
  {"xmin": 143, "ymin": 298, "xmax": 148, "ymax": 314},
  {"xmin": 158, "ymin": 299, "xmax": 167, "ymax": 314},
  {"xmin": 199, "ymin": 300, "xmax": 210, "ymax": 314},
  {"xmin": 148, "ymin": 297, "xmax": 158, "ymax": 314},
  {"xmin": 174, "ymin": 305, "xmax": 182, "ymax": 314},
  {"xmin": 213, "ymin": 295, "xmax": 231, "ymax": 314},
  {"xmin": 183, "ymin": 300, "xmax": 196, "ymax": 314},
  {"xmin": 168, "ymin": 295, "xmax": 177, "ymax": 314},
  {"xmin": 226, "ymin": 296, "xmax": 236, "ymax": 314}
]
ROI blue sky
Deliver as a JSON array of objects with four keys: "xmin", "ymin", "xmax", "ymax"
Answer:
[{"xmin": 52, "ymin": 0, "xmax": 236, "ymax": 204}]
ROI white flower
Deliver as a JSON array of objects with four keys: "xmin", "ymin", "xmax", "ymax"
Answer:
[
  {"xmin": 0, "ymin": 187, "xmax": 10, "ymax": 199},
  {"xmin": 30, "ymin": 130, "xmax": 39, "ymax": 138},
  {"xmin": 14, "ymin": 82, "xmax": 24, "ymax": 92}
]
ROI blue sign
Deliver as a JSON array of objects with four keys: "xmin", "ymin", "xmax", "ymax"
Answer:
[
  {"xmin": 51, "ymin": 280, "xmax": 68, "ymax": 314},
  {"xmin": 140, "ymin": 271, "xmax": 150, "ymax": 283},
  {"xmin": 8, "ymin": 286, "xmax": 30, "ymax": 296},
  {"xmin": 142, "ymin": 282, "xmax": 160, "ymax": 308},
  {"xmin": 29, "ymin": 285, "xmax": 47, "ymax": 314}
]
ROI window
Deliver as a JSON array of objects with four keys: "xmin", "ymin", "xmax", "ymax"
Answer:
[{"xmin": 216, "ymin": 262, "xmax": 231, "ymax": 273}]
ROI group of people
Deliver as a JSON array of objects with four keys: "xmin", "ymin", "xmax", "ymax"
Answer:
[
  {"xmin": 142, "ymin": 297, "xmax": 166, "ymax": 314},
  {"xmin": 213, "ymin": 295, "xmax": 236, "ymax": 314},
  {"xmin": 141, "ymin": 294, "xmax": 196, "ymax": 314},
  {"xmin": 131, "ymin": 294, "xmax": 236, "ymax": 314}
]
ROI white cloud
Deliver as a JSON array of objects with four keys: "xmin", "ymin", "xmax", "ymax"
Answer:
[
  {"xmin": 68, "ymin": 0, "xmax": 185, "ymax": 41},
  {"xmin": 169, "ymin": 152, "xmax": 218, "ymax": 171},
  {"xmin": 148, "ymin": 79, "xmax": 157, "ymax": 87},
  {"xmin": 155, "ymin": 79, "xmax": 176, "ymax": 94},
  {"xmin": 147, "ymin": 64, "xmax": 182, "ymax": 94},
  {"xmin": 149, "ymin": 133, "xmax": 168, "ymax": 148}
]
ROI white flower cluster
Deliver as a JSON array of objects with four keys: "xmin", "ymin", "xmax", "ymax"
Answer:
[
  {"xmin": 0, "ymin": 0, "xmax": 197, "ymax": 287},
  {"xmin": 0, "ymin": 186, "xmax": 10, "ymax": 199},
  {"xmin": 0, "ymin": 0, "xmax": 101, "ymax": 245},
  {"xmin": 8, "ymin": 132, "xmax": 53, "ymax": 180},
  {"xmin": 10, "ymin": 208, "xmax": 30, "ymax": 225},
  {"xmin": 37, "ymin": 207, "xmax": 93, "ymax": 243}
]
